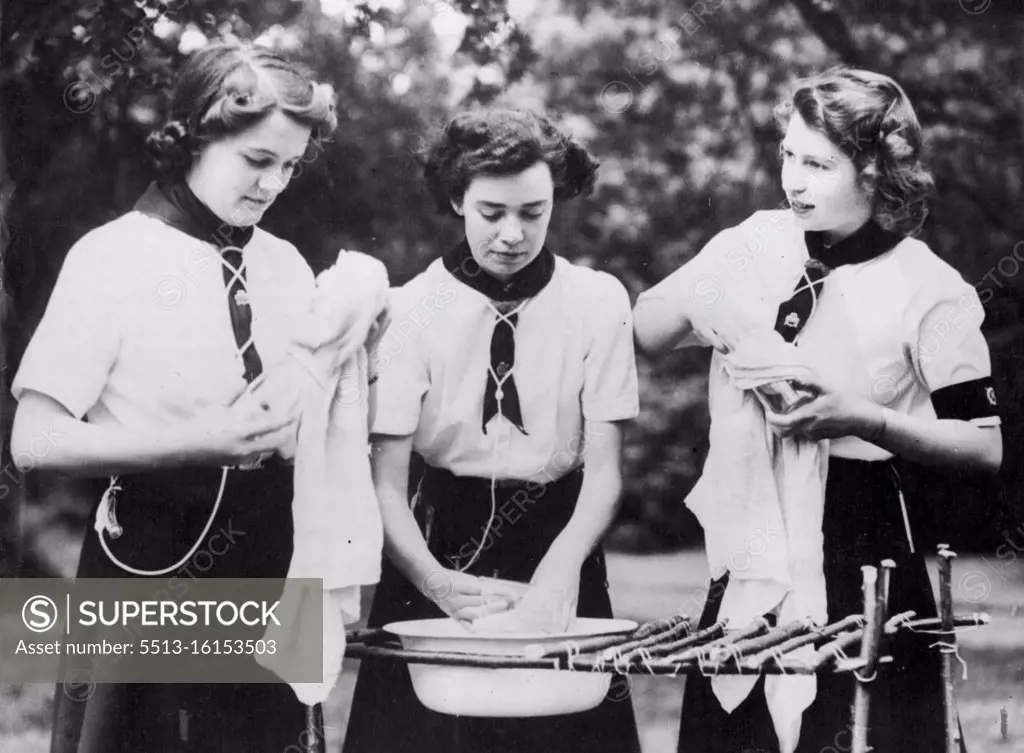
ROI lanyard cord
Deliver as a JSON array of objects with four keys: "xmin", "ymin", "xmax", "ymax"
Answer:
[
  {"xmin": 94, "ymin": 469, "xmax": 230, "ymax": 576},
  {"xmin": 791, "ymin": 269, "xmax": 822, "ymax": 308},
  {"xmin": 93, "ymin": 249, "xmax": 257, "ymax": 576},
  {"xmin": 789, "ymin": 268, "xmax": 822, "ymax": 348},
  {"xmin": 455, "ymin": 298, "xmax": 529, "ymax": 573}
]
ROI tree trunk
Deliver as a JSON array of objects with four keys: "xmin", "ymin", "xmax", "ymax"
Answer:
[
  {"xmin": 1, "ymin": 0, "xmax": 27, "ymax": 577},
  {"xmin": 787, "ymin": 0, "xmax": 868, "ymax": 68}
]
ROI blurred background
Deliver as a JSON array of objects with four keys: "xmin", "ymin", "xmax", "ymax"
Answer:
[{"xmin": 1, "ymin": 0, "xmax": 1023, "ymax": 750}]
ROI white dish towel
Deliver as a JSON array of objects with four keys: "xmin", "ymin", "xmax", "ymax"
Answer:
[
  {"xmin": 685, "ymin": 330, "xmax": 830, "ymax": 753},
  {"xmin": 256, "ymin": 250, "xmax": 389, "ymax": 707}
]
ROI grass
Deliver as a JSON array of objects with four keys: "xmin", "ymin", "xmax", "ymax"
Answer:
[{"xmin": 2, "ymin": 549, "xmax": 1022, "ymax": 752}]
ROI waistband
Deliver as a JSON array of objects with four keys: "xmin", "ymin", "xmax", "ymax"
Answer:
[{"xmin": 419, "ymin": 465, "xmax": 584, "ymax": 501}]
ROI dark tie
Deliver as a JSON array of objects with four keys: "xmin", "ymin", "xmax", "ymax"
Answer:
[
  {"xmin": 482, "ymin": 301, "xmax": 527, "ymax": 435},
  {"xmin": 773, "ymin": 260, "xmax": 830, "ymax": 342},
  {"xmin": 220, "ymin": 246, "xmax": 263, "ymax": 384}
]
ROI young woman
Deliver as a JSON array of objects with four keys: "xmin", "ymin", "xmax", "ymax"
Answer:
[
  {"xmin": 11, "ymin": 43, "xmax": 340, "ymax": 752},
  {"xmin": 634, "ymin": 67, "xmax": 1001, "ymax": 753},
  {"xmin": 342, "ymin": 108, "xmax": 643, "ymax": 753}
]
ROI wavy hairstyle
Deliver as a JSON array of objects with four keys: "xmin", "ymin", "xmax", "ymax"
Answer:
[
  {"xmin": 419, "ymin": 108, "xmax": 599, "ymax": 218},
  {"xmin": 774, "ymin": 66, "xmax": 934, "ymax": 236},
  {"xmin": 146, "ymin": 42, "xmax": 337, "ymax": 179}
]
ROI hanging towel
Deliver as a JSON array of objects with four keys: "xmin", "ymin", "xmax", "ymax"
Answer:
[
  {"xmin": 256, "ymin": 249, "xmax": 390, "ymax": 707},
  {"xmin": 684, "ymin": 331, "xmax": 829, "ymax": 753},
  {"xmin": 679, "ymin": 248, "xmax": 830, "ymax": 752}
]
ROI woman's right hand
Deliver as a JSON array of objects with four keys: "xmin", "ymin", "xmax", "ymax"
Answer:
[
  {"xmin": 417, "ymin": 568, "xmax": 523, "ymax": 626},
  {"xmin": 185, "ymin": 398, "xmax": 300, "ymax": 468}
]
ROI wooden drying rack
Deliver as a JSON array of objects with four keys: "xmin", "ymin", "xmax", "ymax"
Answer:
[{"xmin": 299, "ymin": 546, "xmax": 986, "ymax": 753}]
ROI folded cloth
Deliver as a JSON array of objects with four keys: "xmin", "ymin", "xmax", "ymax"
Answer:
[
  {"xmin": 256, "ymin": 250, "xmax": 389, "ymax": 707},
  {"xmin": 686, "ymin": 331, "xmax": 829, "ymax": 753}
]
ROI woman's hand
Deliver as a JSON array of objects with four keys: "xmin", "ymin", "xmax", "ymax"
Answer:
[
  {"xmin": 522, "ymin": 564, "xmax": 581, "ymax": 633},
  {"xmin": 471, "ymin": 570, "xmax": 580, "ymax": 635},
  {"xmin": 764, "ymin": 372, "xmax": 881, "ymax": 442},
  {"xmin": 418, "ymin": 568, "xmax": 522, "ymax": 627},
  {"xmin": 242, "ymin": 370, "xmax": 305, "ymax": 461},
  {"xmin": 185, "ymin": 397, "xmax": 301, "ymax": 468}
]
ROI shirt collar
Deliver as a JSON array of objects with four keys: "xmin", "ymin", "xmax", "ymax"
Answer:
[
  {"xmin": 442, "ymin": 238, "xmax": 556, "ymax": 303},
  {"xmin": 804, "ymin": 219, "xmax": 903, "ymax": 269},
  {"xmin": 133, "ymin": 181, "xmax": 254, "ymax": 251}
]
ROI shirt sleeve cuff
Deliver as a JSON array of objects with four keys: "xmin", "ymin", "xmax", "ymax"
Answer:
[
  {"xmin": 582, "ymin": 395, "xmax": 640, "ymax": 423},
  {"xmin": 369, "ymin": 409, "xmax": 421, "ymax": 436},
  {"xmin": 11, "ymin": 373, "xmax": 97, "ymax": 421}
]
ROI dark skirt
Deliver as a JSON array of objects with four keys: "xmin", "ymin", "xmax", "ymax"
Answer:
[
  {"xmin": 50, "ymin": 458, "xmax": 313, "ymax": 753},
  {"xmin": 676, "ymin": 457, "xmax": 968, "ymax": 753},
  {"xmin": 342, "ymin": 465, "xmax": 643, "ymax": 753}
]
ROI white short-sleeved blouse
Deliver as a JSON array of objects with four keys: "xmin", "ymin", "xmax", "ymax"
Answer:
[
  {"xmin": 12, "ymin": 211, "xmax": 315, "ymax": 428},
  {"xmin": 652, "ymin": 209, "xmax": 1000, "ymax": 461},
  {"xmin": 370, "ymin": 256, "xmax": 640, "ymax": 482}
]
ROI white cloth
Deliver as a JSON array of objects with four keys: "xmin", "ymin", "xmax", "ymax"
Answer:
[
  {"xmin": 657, "ymin": 219, "xmax": 827, "ymax": 752},
  {"xmin": 687, "ymin": 332, "xmax": 828, "ymax": 753},
  {"xmin": 256, "ymin": 250, "xmax": 389, "ymax": 706},
  {"xmin": 369, "ymin": 255, "xmax": 639, "ymax": 480}
]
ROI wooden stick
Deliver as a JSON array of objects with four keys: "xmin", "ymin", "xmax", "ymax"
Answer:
[
  {"xmin": 639, "ymin": 653, "xmax": 878, "ymax": 676},
  {"xmin": 938, "ymin": 545, "xmax": 961, "ymax": 753},
  {"xmin": 879, "ymin": 559, "xmax": 896, "ymax": 618},
  {"xmin": 346, "ymin": 643, "xmax": 564, "ymax": 669},
  {"xmin": 875, "ymin": 559, "xmax": 896, "ymax": 673},
  {"xmin": 898, "ymin": 614, "xmax": 988, "ymax": 632},
  {"xmin": 708, "ymin": 620, "xmax": 813, "ymax": 665},
  {"xmin": 665, "ymin": 617, "xmax": 770, "ymax": 664},
  {"xmin": 852, "ymin": 566, "xmax": 881, "ymax": 753},
  {"xmin": 744, "ymin": 615, "xmax": 864, "ymax": 670},
  {"xmin": 604, "ymin": 617, "xmax": 694, "ymax": 663},
  {"xmin": 805, "ymin": 628, "xmax": 864, "ymax": 672},
  {"xmin": 884, "ymin": 610, "xmax": 918, "ymax": 632},
  {"xmin": 345, "ymin": 627, "xmax": 388, "ymax": 645},
  {"xmin": 632, "ymin": 614, "xmax": 692, "ymax": 639},
  {"xmin": 648, "ymin": 620, "xmax": 726, "ymax": 657},
  {"xmin": 537, "ymin": 619, "xmax": 655, "ymax": 659},
  {"xmin": 304, "ymin": 704, "xmax": 325, "ymax": 753},
  {"xmin": 537, "ymin": 614, "xmax": 689, "ymax": 659}
]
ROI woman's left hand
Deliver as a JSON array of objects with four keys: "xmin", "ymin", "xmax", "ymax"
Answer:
[
  {"xmin": 519, "ymin": 572, "xmax": 580, "ymax": 632},
  {"xmin": 764, "ymin": 372, "xmax": 881, "ymax": 442},
  {"xmin": 470, "ymin": 572, "xmax": 579, "ymax": 634}
]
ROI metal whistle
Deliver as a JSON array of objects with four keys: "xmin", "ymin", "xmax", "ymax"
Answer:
[{"xmin": 95, "ymin": 477, "xmax": 124, "ymax": 539}]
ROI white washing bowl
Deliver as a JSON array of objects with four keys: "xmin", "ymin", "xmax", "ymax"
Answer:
[{"xmin": 383, "ymin": 617, "xmax": 637, "ymax": 717}]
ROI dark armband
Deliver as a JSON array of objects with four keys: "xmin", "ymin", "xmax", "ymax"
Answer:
[{"xmin": 930, "ymin": 377, "xmax": 999, "ymax": 421}]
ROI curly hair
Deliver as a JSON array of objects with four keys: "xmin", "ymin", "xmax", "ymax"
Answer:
[
  {"xmin": 419, "ymin": 108, "xmax": 600, "ymax": 218},
  {"xmin": 774, "ymin": 66, "xmax": 934, "ymax": 236},
  {"xmin": 146, "ymin": 42, "xmax": 338, "ymax": 179}
]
